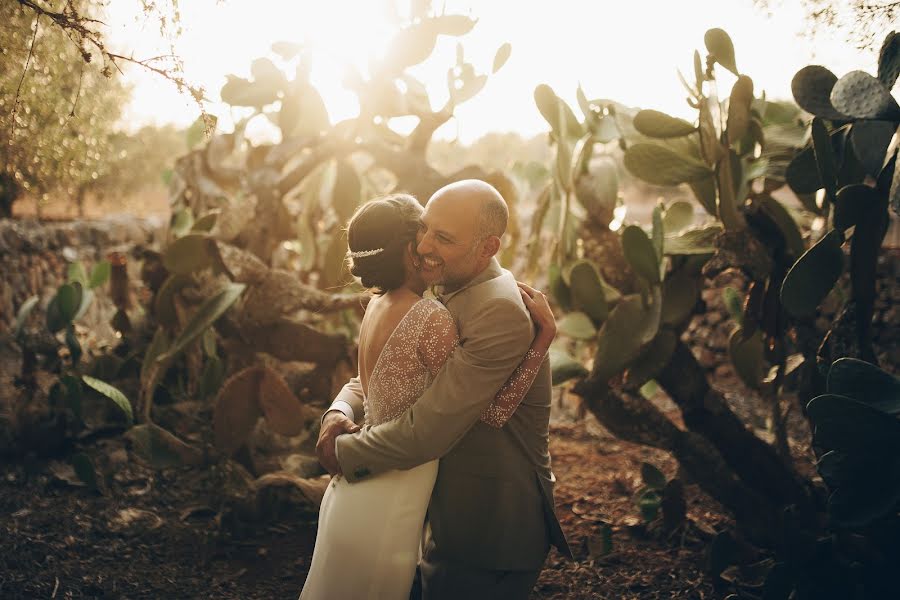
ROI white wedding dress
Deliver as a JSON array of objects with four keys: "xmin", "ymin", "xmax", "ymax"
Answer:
[{"xmin": 300, "ymin": 298, "xmax": 540, "ymax": 600}]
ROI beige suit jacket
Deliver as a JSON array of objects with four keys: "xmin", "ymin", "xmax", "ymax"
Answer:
[{"xmin": 333, "ymin": 258, "xmax": 571, "ymax": 570}]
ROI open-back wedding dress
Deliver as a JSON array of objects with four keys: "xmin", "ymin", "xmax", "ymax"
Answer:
[{"xmin": 300, "ymin": 298, "xmax": 542, "ymax": 600}]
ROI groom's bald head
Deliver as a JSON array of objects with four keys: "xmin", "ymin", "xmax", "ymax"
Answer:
[
  {"xmin": 415, "ymin": 179, "xmax": 508, "ymax": 289},
  {"xmin": 433, "ymin": 179, "xmax": 508, "ymax": 241}
]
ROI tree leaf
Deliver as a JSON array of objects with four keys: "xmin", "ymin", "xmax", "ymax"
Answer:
[
  {"xmin": 71, "ymin": 453, "xmax": 98, "ymax": 491},
  {"xmin": 492, "ymin": 42, "xmax": 511, "ymax": 73},
  {"xmin": 652, "ymin": 204, "xmax": 664, "ymax": 261},
  {"xmin": 641, "ymin": 462, "xmax": 667, "ymax": 490},
  {"xmin": 162, "ymin": 234, "xmax": 215, "ymax": 275},
  {"xmin": 850, "ymin": 120, "xmax": 897, "ymax": 178},
  {"xmin": 727, "ymin": 76, "xmax": 754, "ymax": 144},
  {"xmin": 827, "ymin": 358, "xmax": 900, "ymax": 415},
  {"xmin": 877, "ymin": 31, "xmax": 900, "ymax": 89},
  {"xmin": 661, "ymin": 270, "xmax": 700, "ymax": 327},
  {"xmin": 831, "ymin": 70, "xmax": 900, "ymax": 121},
  {"xmin": 126, "ymin": 423, "xmax": 203, "ymax": 469},
  {"xmin": 154, "ymin": 274, "xmax": 192, "ymax": 328},
  {"xmin": 780, "ymin": 229, "xmax": 845, "ymax": 318},
  {"xmin": 568, "ymin": 260, "xmax": 609, "ymax": 325},
  {"xmin": 624, "ymin": 143, "xmax": 713, "ymax": 186},
  {"xmin": 723, "ymin": 287, "xmax": 743, "ymax": 324},
  {"xmin": 250, "ymin": 57, "xmax": 287, "ymax": 91},
  {"xmin": 622, "ymin": 225, "xmax": 661, "ymax": 284},
  {"xmin": 549, "ymin": 349, "xmax": 588, "ymax": 386},
  {"xmin": 632, "ymin": 110, "xmax": 695, "ymax": 138},
  {"xmin": 704, "ymin": 28, "xmax": 738, "ymax": 76},
  {"xmin": 758, "ymin": 195, "xmax": 804, "ymax": 259},
  {"xmin": 593, "ymin": 290, "xmax": 662, "ymax": 382},
  {"xmin": 170, "ymin": 208, "xmax": 194, "ymax": 238},
  {"xmin": 428, "ymin": 14, "xmax": 477, "ymax": 36},
  {"xmin": 807, "ymin": 394, "xmax": 900, "ymax": 454},
  {"xmin": 557, "ymin": 311, "xmax": 597, "ymax": 340},
  {"xmin": 548, "ymin": 262, "xmax": 572, "ymax": 312},
  {"xmin": 213, "ymin": 366, "xmax": 264, "ymax": 455},
  {"xmin": 791, "ymin": 65, "xmax": 847, "ymax": 121},
  {"xmin": 662, "ymin": 201, "xmax": 695, "ymax": 234},
  {"xmin": 688, "ymin": 176, "xmax": 718, "ymax": 216},
  {"xmin": 56, "ymin": 283, "xmax": 81, "ymax": 323},
  {"xmin": 332, "ymin": 160, "xmax": 361, "ymax": 223},
  {"xmin": 65, "ymin": 324, "xmax": 82, "ymax": 366},
  {"xmin": 13, "ymin": 295, "xmax": 39, "ymax": 337},
  {"xmin": 729, "ymin": 327, "xmax": 765, "ymax": 389},
  {"xmin": 811, "ymin": 117, "xmax": 838, "ymax": 204},
  {"xmin": 67, "ymin": 262, "xmax": 88, "ymax": 286},
  {"xmin": 785, "ymin": 145, "xmax": 822, "ymax": 195},
  {"xmin": 827, "ymin": 463, "xmax": 900, "ymax": 528},
  {"xmin": 626, "ymin": 330, "xmax": 677, "ymax": 388},
  {"xmin": 161, "ymin": 283, "xmax": 246, "ymax": 364},
  {"xmin": 141, "ymin": 328, "xmax": 170, "ymax": 388},
  {"xmin": 88, "ymin": 261, "xmax": 111, "ymax": 289},
  {"xmin": 258, "ymin": 367, "xmax": 308, "ymax": 436},
  {"xmin": 82, "ymin": 375, "xmax": 134, "ymax": 425}
]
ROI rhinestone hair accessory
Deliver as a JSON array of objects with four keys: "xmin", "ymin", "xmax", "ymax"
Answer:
[{"xmin": 349, "ymin": 247, "xmax": 385, "ymax": 258}]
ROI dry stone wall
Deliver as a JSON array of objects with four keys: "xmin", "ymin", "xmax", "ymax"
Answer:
[
  {"xmin": 0, "ymin": 217, "xmax": 162, "ymax": 341},
  {"xmin": 685, "ymin": 249, "xmax": 900, "ymax": 382}
]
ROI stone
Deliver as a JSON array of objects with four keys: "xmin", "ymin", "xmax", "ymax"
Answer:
[
  {"xmin": 61, "ymin": 247, "xmax": 79, "ymax": 262},
  {"xmin": 698, "ymin": 348, "xmax": 717, "ymax": 369}
]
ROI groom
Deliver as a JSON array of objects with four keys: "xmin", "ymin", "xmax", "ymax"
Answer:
[{"xmin": 317, "ymin": 179, "xmax": 571, "ymax": 599}]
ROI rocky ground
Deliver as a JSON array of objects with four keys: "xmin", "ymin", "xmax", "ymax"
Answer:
[{"xmin": 1, "ymin": 412, "xmax": 738, "ymax": 600}]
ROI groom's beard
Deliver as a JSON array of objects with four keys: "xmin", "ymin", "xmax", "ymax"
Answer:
[{"xmin": 417, "ymin": 246, "xmax": 479, "ymax": 292}]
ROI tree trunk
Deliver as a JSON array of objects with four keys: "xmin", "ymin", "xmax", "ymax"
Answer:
[
  {"xmin": 574, "ymin": 376, "xmax": 779, "ymax": 546},
  {"xmin": 655, "ymin": 340, "xmax": 814, "ymax": 511},
  {"xmin": 76, "ymin": 185, "xmax": 86, "ymax": 219},
  {"xmin": 0, "ymin": 172, "xmax": 20, "ymax": 218}
]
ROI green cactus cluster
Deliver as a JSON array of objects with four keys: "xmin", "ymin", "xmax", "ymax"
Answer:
[
  {"xmin": 808, "ymin": 358, "xmax": 900, "ymax": 527},
  {"xmin": 12, "ymin": 258, "xmax": 133, "ymax": 483},
  {"xmin": 537, "ymin": 28, "xmax": 810, "ymax": 399},
  {"xmin": 781, "ymin": 31, "xmax": 899, "ymax": 364}
]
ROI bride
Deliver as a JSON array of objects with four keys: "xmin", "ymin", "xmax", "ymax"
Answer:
[{"xmin": 299, "ymin": 193, "xmax": 556, "ymax": 600}]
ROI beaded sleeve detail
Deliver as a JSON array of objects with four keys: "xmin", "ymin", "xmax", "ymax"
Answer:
[
  {"xmin": 478, "ymin": 347, "xmax": 546, "ymax": 427},
  {"xmin": 365, "ymin": 298, "xmax": 544, "ymax": 429},
  {"xmin": 416, "ymin": 301, "xmax": 545, "ymax": 429},
  {"xmin": 364, "ymin": 299, "xmax": 445, "ymax": 427}
]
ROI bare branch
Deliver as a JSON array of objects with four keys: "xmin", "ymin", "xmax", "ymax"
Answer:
[
  {"xmin": 14, "ymin": 0, "xmax": 208, "ymax": 113},
  {"xmin": 9, "ymin": 10, "xmax": 40, "ymax": 143}
]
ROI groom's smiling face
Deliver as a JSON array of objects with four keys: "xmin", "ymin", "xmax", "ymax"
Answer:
[{"xmin": 415, "ymin": 192, "xmax": 484, "ymax": 290}]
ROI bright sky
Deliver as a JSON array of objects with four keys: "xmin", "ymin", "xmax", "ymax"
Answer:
[{"xmin": 109, "ymin": 0, "xmax": 875, "ymax": 144}]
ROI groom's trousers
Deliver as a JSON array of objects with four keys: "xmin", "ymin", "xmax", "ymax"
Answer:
[{"xmin": 416, "ymin": 538, "xmax": 544, "ymax": 600}]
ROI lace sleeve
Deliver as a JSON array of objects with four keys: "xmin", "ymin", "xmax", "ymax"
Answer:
[
  {"xmin": 417, "ymin": 302, "xmax": 547, "ymax": 429},
  {"xmin": 479, "ymin": 344, "xmax": 547, "ymax": 428},
  {"xmin": 417, "ymin": 304, "xmax": 460, "ymax": 378}
]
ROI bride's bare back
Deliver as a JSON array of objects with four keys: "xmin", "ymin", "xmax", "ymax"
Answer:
[{"xmin": 357, "ymin": 293, "xmax": 453, "ymax": 426}]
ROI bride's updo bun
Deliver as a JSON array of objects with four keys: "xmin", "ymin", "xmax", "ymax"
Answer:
[{"xmin": 346, "ymin": 194, "xmax": 423, "ymax": 294}]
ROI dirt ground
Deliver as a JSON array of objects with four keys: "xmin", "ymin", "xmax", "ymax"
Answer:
[{"xmin": 0, "ymin": 406, "xmax": 742, "ymax": 600}]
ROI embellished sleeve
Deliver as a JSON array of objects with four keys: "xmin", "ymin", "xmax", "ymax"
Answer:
[
  {"xmin": 417, "ymin": 304, "xmax": 460, "ymax": 378},
  {"xmin": 479, "ymin": 345, "xmax": 546, "ymax": 428},
  {"xmin": 417, "ymin": 302, "xmax": 546, "ymax": 429}
]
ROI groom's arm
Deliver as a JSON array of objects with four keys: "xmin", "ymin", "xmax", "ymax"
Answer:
[
  {"xmin": 316, "ymin": 377, "xmax": 365, "ymax": 474},
  {"xmin": 335, "ymin": 297, "xmax": 533, "ymax": 482}
]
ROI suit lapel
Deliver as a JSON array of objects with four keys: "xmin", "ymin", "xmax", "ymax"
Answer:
[{"xmin": 437, "ymin": 258, "xmax": 503, "ymax": 306}]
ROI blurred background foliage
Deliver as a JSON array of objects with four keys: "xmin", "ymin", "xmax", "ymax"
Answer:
[{"xmin": 2, "ymin": 1, "xmax": 900, "ymax": 597}]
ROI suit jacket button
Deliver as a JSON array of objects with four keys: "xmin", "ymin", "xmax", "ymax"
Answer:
[{"xmin": 354, "ymin": 467, "xmax": 371, "ymax": 479}]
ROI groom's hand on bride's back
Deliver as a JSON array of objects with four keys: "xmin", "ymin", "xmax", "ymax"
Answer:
[{"xmin": 316, "ymin": 411, "xmax": 360, "ymax": 475}]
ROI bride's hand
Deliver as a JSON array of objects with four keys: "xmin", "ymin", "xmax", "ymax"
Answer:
[{"xmin": 517, "ymin": 281, "xmax": 556, "ymax": 347}]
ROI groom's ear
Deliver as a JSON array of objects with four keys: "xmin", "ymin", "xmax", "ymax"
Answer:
[{"xmin": 480, "ymin": 235, "xmax": 501, "ymax": 258}]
